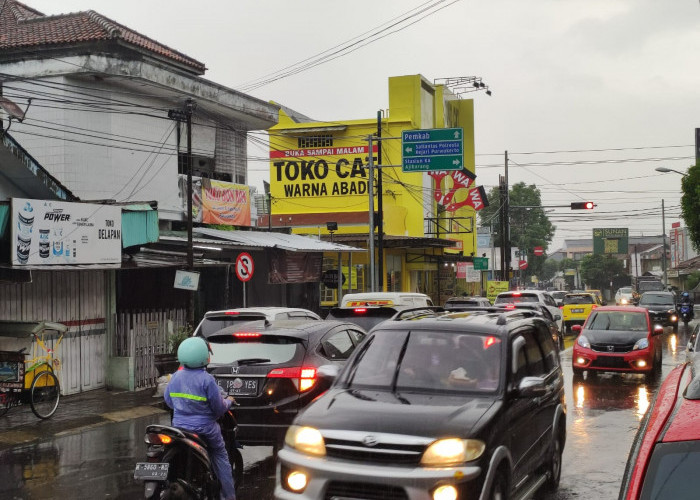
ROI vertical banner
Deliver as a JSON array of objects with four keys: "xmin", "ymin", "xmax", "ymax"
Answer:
[{"xmin": 201, "ymin": 179, "xmax": 251, "ymax": 226}]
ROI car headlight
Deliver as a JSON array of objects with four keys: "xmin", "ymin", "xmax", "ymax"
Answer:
[
  {"xmin": 633, "ymin": 338, "xmax": 649, "ymax": 350},
  {"xmin": 621, "ymin": 298, "xmax": 628, "ymax": 304},
  {"xmin": 284, "ymin": 425, "xmax": 326, "ymax": 456},
  {"xmin": 421, "ymin": 438, "xmax": 485, "ymax": 467},
  {"xmin": 577, "ymin": 335, "xmax": 591, "ymax": 349}
]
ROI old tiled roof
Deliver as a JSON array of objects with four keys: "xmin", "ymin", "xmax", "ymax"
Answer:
[{"xmin": 0, "ymin": 0, "xmax": 206, "ymax": 73}]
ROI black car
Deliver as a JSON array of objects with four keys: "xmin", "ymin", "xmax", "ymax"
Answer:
[
  {"xmin": 201, "ymin": 319, "xmax": 366, "ymax": 446},
  {"xmin": 638, "ymin": 291, "xmax": 678, "ymax": 332},
  {"xmin": 444, "ymin": 296, "xmax": 492, "ymax": 310},
  {"xmin": 275, "ymin": 310, "xmax": 566, "ymax": 500}
]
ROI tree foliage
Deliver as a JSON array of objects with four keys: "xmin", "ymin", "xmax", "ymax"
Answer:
[
  {"xmin": 540, "ymin": 259, "xmax": 559, "ymax": 282},
  {"xmin": 478, "ymin": 182, "xmax": 555, "ymax": 280},
  {"xmin": 680, "ymin": 163, "xmax": 700, "ymax": 252},
  {"xmin": 579, "ymin": 254, "xmax": 625, "ymax": 291}
]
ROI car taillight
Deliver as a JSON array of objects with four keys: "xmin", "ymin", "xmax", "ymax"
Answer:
[
  {"xmin": 591, "ymin": 305, "xmax": 598, "ymax": 310},
  {"xmin": 559, "ymin": 305, "xmax": 564, "ymax": 309},
  {"xmin": 512, "ymin": 292, "xmax": 521, "ymax": 297},
  {"xmin": 267, "ymin": 366, "xmax": 317, "ymax": 392},
  {"xmin": 354, "ymin": 308, "xmax": 367, "ymax": 313},
  {"xmin": 233, "ymin": 332, "xmax": 262, "ymax": 338},
  {"xmin": 505, "ymin": 304, "xmax": 516, "ymax": 310},
  {"xmin": 224, "ymin": 311, "xmax": 240, "ymax": 315}
]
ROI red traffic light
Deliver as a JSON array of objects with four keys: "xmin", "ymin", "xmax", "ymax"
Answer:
[{"xmin": 571, "ymin": 201, "xmax": 594, "ymax": 210}]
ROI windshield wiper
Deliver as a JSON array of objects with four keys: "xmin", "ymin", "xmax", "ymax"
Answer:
[{"xmin": 235, "ymin": 358, "xmax": 271, "ymax": 365}]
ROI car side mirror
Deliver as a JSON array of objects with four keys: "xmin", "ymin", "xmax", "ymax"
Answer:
[
  {"xmin": 653, "ymin": 325, "xmax": 664, "ymax": 335},
  {"xmin": 572, "ymin": 325, "xmax": 582, "ymax": 334},
  {"xmin": 316, "ymin": 364, "xmax": 340, "ymax": 389},
  {"xmin": 517, "ymin": 376, "xmax": 547, "ymax": 398}
]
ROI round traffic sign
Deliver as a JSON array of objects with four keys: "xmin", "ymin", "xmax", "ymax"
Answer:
[
  {"xmin": 235, "ymin": 252, "xmax": 254, "ymax": 282},
  {"xmin": 533, "ymin": 246, "xmax": 544, "ymax": 256},
  {"xmin": 518, "ymin": 260, "xmax": 528, "ymax": 270}
]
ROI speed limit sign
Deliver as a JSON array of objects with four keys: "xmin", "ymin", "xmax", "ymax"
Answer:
[{"xmin": 235, "ymin": 253, "xmax": 254, "ymax": 282}]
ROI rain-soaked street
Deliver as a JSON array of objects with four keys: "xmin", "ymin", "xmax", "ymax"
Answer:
[{"xmin": 0, "ymin": 325, "xmax": 694, "ymax": 500}]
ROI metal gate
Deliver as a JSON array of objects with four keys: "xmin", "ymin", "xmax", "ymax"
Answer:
[{"xmin": 115, "ymin": 309, "xmax": 186, "ymax": 389}]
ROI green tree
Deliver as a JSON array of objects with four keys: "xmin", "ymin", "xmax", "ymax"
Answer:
[
  {"xmin": 558, "ymin": 258, "xmax": 578, "ymax": 290},
  {"xmin": 539, "ymin": 259, "xmax": 559, "ymax": 282},
  {"xmin": 579, "ymin": 254, "xmax": 625, "ymax": 291},
  {"xmin": 478, "ymin": 182, "xmax": 555, "ymax": 280},
  {"xmin": 680, "ymin": 163, "xmax": 700, "ymax": 252},
  {"xmin": 686, "ymin": 270, "xmax": 700, "ymax": 291}
]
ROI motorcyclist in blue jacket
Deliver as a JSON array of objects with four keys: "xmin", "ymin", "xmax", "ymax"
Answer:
[
  {"xmin": 678, "ymin": 291, "xmax": 694, "ymax": 320},
  {"xmin": 164, "ymin": 337, "xmax": 236, "ymax": 500}
]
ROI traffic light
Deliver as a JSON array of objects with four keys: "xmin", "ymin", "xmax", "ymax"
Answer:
[{"xmin": 570, "ymin": 201, "xmax": 595, "ymax": 210}]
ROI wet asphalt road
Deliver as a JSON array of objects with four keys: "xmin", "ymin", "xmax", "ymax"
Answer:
[{"xmin": 0, "ymin": 324, "xmax": 694, "ymax": 500}]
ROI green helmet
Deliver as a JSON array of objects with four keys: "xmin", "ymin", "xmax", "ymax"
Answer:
[{"xmin": 177, "ymin": 337, "xmax": 209, "ymax": 368}]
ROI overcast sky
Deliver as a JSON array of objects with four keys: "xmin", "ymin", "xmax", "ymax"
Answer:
[{"xmin": 26, "ymin": 0, "xmax": 700, "ymax": 251}]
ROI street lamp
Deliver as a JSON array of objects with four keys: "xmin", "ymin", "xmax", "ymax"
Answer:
[{"xmin": 655, "ymin": 166, "xmax": 688, "ymax": 177}]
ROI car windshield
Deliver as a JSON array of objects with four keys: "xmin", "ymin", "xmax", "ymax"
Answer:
[
  {"xmin": 640, "ymin": 441, "xmax": 700, "ymax": 500},
  {"xmin": 494, "ymin": 294, "xmax": 539, "ymax": 304},
  {"xmin": 206, "ymin": 334, "xmax": 303, "ymax": 365},
  {"xmin": 563, "ymin": 295, "xmax": 595, "ymax": 305},
  {"xmin": 586, "ymin": 311, "xmax": 648, "ymax": 331},
  {"xmin": 618, "ymin": 288, "xmax": 633, "ymax": 294},
  {"xmin": 195, "ymin": 314, "xmax": 267, "ymax": 336},
  {"xmin": 344, "ymin": 330, "xmax": 502, "ymax": 394},
  {"xmin": 639, "ymin": 294, "xmax": 674, "ymax": 306},
  {"xmin": 445, "ymin": 299, "xmax": 486, "ymax": 309}
]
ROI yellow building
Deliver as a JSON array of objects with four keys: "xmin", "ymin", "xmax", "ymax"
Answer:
[{"xmin": 264, "ymin": 75, "xmax": 484, "ymax": 306}]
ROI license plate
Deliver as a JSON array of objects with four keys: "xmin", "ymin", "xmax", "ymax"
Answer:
[
  {"xmin": 217, "ymin": 377, "xmax": 258, "ymax": 396},
  {"xmin": 571, "ymin": 308, "xmax": 584, "ymax": 313},
  {"xmin": 134, "ymin": 462, "xmax": 169, "ymax": 481}
]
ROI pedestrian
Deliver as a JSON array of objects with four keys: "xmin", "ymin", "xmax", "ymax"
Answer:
[{"xmin": 164, "ymin": 337, "xmax": 236, "ymax": 500}]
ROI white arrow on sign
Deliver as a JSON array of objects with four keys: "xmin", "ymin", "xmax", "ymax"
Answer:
[
  {"xmin": 405, "ymin": 146, "xmax": 413, "ymax": 153},
  {"xmin": 452, "ymin": 159, "xmax": 461, "ymax": 165},
  {"xmin": 453, "ymin": 131, "xmax": 461, "ymax": 138}
]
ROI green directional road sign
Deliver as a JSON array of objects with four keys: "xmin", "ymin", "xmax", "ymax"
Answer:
[
  {"xmin": 402, "ymin": 128, "xmax": 464, "ymax": 172},
  {"xmin": 472, "ymin": 257, "xmax": 488, "ymax": 270}
]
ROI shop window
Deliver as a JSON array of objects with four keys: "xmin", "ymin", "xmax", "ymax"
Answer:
[{"xmin": 298, "ymin": 135, "xmax": 333, "ymax": 149}]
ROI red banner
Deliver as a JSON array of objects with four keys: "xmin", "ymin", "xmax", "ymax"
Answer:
[{"xmin": 201, "ymin": 179, "xmax": 251, "ymax": 226}]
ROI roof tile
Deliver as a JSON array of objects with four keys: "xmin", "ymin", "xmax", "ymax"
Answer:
[{"xmin": 0, "ymin": 1, "xmax": 205, "ymax": 72}]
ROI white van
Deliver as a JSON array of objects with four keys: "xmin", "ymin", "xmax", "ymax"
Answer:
[{"xmin": 339, "ymin": 292, "xmax": 434, "ymax": 308}]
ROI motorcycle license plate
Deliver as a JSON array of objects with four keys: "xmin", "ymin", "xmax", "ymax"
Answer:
[
  {"xmin": 134, "ymin": 462, "xmax": 169, "ymax": 481},
  {"xmin": 218, "ymin": 377, "xmax": 258, "ymax": 396}
]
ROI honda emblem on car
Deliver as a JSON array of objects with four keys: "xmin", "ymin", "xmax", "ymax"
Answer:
[
  {"xmin": 362, "ymin": 435, "xmax": 378, "ymax": 447},
  {"xmin": 607, "ymin": 345, "xmax": 614, "ymax": 352},
  {"xmin": 230, "ymin": 366, "xmax": 239, "ymax": 374}
]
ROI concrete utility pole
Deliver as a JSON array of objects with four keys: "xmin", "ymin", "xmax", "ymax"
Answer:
[
  {"xmin": 504, "ymin": 150, "xmax": 511, "ymax": 285},
  {"xmin": 368, "ymin": 135, "xmax": 376, "ymax": 292},
  {"xmin": 662, "ymin": 198, "xmax": 667, "ymax": 287},
  {"xmin": 376, "ymin": 111, "xmax": 384, "ymax": 289}
]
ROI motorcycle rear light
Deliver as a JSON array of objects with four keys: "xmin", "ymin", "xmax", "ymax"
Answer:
[
  {"xmin": 233, "ymin": 332, "xmax": 262, "ymax": 338},
  {"xmin": 354, "ymin": 308, "xmax": 367, "ymax": 313},
  {"xmin": 145, "ymin": 433, "xmax": 172, "ymax": 445},
  {"xmin": 267, "ymin": 366, "xmax": 317, "ymax": 392}
]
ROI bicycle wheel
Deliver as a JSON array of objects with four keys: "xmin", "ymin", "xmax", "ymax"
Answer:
[{"xmin": 30, "ymin": 369, "xmax": 60, "ymax": 419}]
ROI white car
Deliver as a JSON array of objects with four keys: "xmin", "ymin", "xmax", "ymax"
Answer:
[
  {"xmin": 615, "ymin": 287, "xmax": 638, "ymax": 305},
  {"xmin": 493, "ymin": 289, "xmax": 564, "ymax": 331},
  {"xmin": 193, "ymin": 307, "xmax": 321, "ymax": 337}
]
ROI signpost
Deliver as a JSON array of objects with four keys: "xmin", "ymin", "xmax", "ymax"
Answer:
[
  {"xmin": 518, "ymin": 260, "xmax": 528, "ymax": 270},
  {"xmin": 235, "ymin": 252, "xmax": 254, "ymax": 307},
  {"xmin": 472, "ymin": 257, "xmax": 488, "ymax": 270},
  {"xmin": 533, "ymin": 246, "xmax": 544, "ymax": 256},
  {"xmin": 402, "ymin": 128, "xmax": 464, "ymax": 172}
]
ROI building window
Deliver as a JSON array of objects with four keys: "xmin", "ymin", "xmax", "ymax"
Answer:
[{"xmin": 298, "ymin": 135, "xmax": 333, "ymax": 149}]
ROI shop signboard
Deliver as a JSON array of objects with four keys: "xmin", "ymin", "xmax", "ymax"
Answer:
[
  {"xmin": 11, "ymin": 198, "xmax": 121, "ymax": 266},
  {"xmin": 486, "ymin": 280, "xmax": 509, "ymax": 303},
  {"xmin": 593, "ymin": 228, "xmax": 629, "ymax": 255}
]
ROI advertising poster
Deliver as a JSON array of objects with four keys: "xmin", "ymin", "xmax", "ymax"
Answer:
[
  {"xmin": 486, "ymin": 280, "xmax": 509, "ymax": 303},
  {"xmin": 201, "ymin": 179, "xmax": 251, "ymax": 226},
  {"xmin": 11, "ymin": 198, "xmax": 122, "ymax": 266}
]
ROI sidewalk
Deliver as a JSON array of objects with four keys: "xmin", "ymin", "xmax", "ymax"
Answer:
[{"xmin": 0, "ymin": 386, "xmax": 168, "ymax": 450}]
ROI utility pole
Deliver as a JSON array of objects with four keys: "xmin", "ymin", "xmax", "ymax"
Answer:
[
  {"xmin": 376, "ymin": 111, "xmax": 384, "ymax": 290},
  {"xmin": 504, "ymin": 151, "xmax": 511, "ymax": 286},
  {"xmin": 662, "ymin": 198, "xmax": 667, "ymax": 287},
  {"xmin": 367, "ymin": 135, "xmax": 376, "ymax": 292},
  {"xmin": 168, "ymin": 98, "xmax": 196, "ymax": 326}
]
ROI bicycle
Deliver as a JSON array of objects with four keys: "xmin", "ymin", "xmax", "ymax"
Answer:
[{"xmin": 0, "ymin": 321, "xmax": 67, "ymax": 419}]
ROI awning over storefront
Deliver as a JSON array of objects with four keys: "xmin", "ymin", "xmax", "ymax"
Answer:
[{"xmin": 192, "ymin": 228, "xmax": 364, "ymax": 252}]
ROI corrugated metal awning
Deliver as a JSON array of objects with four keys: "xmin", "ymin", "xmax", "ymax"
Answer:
[{"xmin": 193, "ymin": 228, "xmax": 364, "ymax": 252}]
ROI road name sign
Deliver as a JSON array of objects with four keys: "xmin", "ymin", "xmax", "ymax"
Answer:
[{"xmin": 402, "ymin": 128, "xmax": 464, "ymax": 172}]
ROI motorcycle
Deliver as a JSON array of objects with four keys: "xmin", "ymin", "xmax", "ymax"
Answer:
[
  {"xmin": 134, "ymin": 409, "xmax": 243, "ymax": 499},
  {"xmin": 679, "ymin": 303, "xmax": 694, "ymax": 327}
]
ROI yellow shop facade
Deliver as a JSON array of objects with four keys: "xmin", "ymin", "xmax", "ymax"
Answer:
[{"xmin": 263, "ymin": 75, "xmax": 486, "ymax": 306}]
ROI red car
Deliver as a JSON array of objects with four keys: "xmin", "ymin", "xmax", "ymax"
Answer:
[
  {"xmin": 572, "ymin": 306, "xmax": 663, "ymax": 380},
  {"xmin": 618, "ymin": 359, "xmax": 700, "ymax": 499}
]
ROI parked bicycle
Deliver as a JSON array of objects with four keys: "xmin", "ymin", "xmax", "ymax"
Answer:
[{"xmin": 0, "ymin": 321, "xmax": 67, "ymax": 419}]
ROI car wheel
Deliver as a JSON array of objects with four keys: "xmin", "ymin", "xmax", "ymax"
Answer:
[
  {"xmin": 487, "ymin": 471, "xmax": 508, "ymax": 500},
  {"xmin": 543, "ymin": 430, "xmax": 563, "ymax": 493}
]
